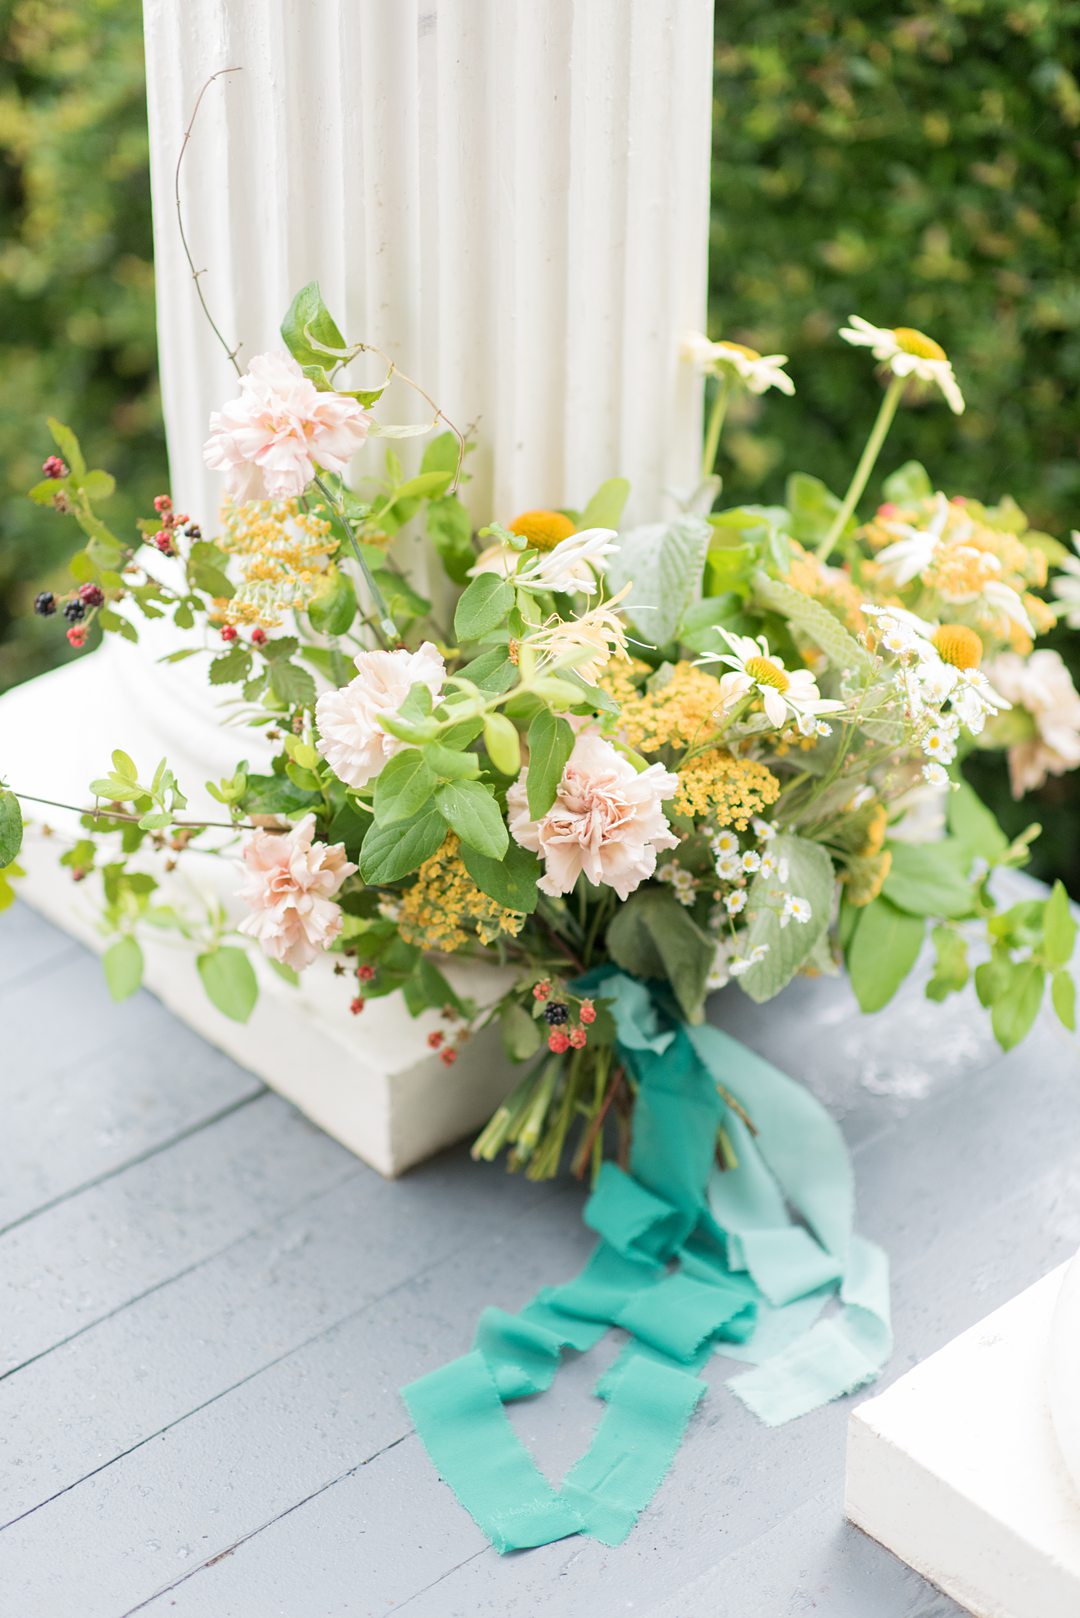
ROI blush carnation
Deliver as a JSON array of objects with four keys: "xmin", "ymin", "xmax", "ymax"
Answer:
[
  {"xmin": 204, "ymin": 351, "xmax": 371, "ymax": 502},
  {"xmin": 315, "ymin": 641, "xmax": 446, "ymax": 789},
  {"xmin": 985, "ymin": 649, "xmax": 1080, "ymax": 797},
  {"xmin": 507, "ymin": 730, "xmax": 678, "ymax": 900},
  {"xmin": 236, "ymin": 813, "xmax": 355, "ymax": 972}
]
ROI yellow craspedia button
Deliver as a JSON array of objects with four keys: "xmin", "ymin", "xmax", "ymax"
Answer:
[
  {"xmin": 508, "ymin": 509, "xmax": 576, "ymax": 551},
  {"xmin": 932, "ymin": 623, "xmax": 983, "ymax": 670}
]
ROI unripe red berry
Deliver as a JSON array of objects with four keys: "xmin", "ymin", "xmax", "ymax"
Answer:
[
  {"xmin": 440, "ymin": 1048, "xmax": 458, "ymax": 1065},
  {"xmin": 875, "ymin": 502, "xmax": 899, "ymax": 520},
  {"xmin": 42, "ymin": 455, "xmax": 68, "ymax": 479},
  {"xmin": 547, "ymin": 1030, "xmax": 571, "ymax": 1054},
  {"xmin": 579, "ymin": 1000, "xmax": 597, "ymax": 1025},
  {"xmin": 78, "ymin": 583, "xmax": 105, "ymax": 608},
  {"xmin": 220, "ymin": 624, "xmax": 238, "ymax": 643},
  {"xmin": 533, "ymin": 981, "xmax": 551, "ymax": 1001},
  {"xmin": 427, "ymin": 1030, "xmax": 444, "ymax": 1049},
  {"xmin": 251, "ymin": 628, "xmax": 267, "ymax": 647},
  {"xmin": 356, "ymin": 963, "xmax": 375, "ymax": 982},
  {"xmin": 569, "ymin": 1028, "xmax": 587, "ymax": 1049},
  {"xmin": 350, "ymin": 996, "xmax": 365, "ymax": 1015},
  {"xmin": 152, "ymin": 532, "xmax": 174, "ymax": 555},
  {"xmin": 66, "ymin": 624, "xmax": 87, "ymax": 648},
  {"xmin": 153, "ymin": 494, "xmax": 172, "ymax": 514}
]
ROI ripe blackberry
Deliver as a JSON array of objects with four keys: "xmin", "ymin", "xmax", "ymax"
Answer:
[
  {"xmin": 78, "ymin": 583, "xmax": 105, "ymax": 608},
  {"xmin": 543, "ymin": 1001, "xmax": 569, "ymax": 1026},
  {"xmin": 63, "ymin": 598, "xmax": 87, "ymax": 623},
  {"xmin": 34, "ymin": 591, "xmax": 56, "ymax": 616},
  {"xmin": 185, "ymin": 524, "xmax": 202, "ymax": 540}
]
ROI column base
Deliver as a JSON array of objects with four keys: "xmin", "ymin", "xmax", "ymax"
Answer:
[
  {"xmin": 1, "ymin": 655, "xmax": 516, "ymax": 1176},
  {"xmin": 846, "ymin": 1264, "xmax": 1080, "ymax": 1618}
]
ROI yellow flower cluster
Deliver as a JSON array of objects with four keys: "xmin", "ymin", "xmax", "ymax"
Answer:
[
  {"xmin": 215, "ymin": 499, "xmax": 338, "ymax": 627},
  {"xmin": 673, "ymin": 748, "xmax": 781, "ymax": 827},
  {"xmin": 784, "ymin": 541, "xmax": 867, "ymax": 636},
  {"xmin": 398, "ymin": 835, "xmax": 525, "ymax": 954},
  {"xmin": 615, "ymin": 661, "xmax": 729, "ymax": 753}
]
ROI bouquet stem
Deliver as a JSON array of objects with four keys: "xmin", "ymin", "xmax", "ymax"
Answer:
[{"xmin": 815, "ymin": 374, "xmax": 905, "ymax": 562}]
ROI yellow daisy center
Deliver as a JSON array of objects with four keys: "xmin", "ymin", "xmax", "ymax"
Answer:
[
  {"xmin": 721, "ymin": 341, "xmax": 761, "ymax": 361},
  {"xmin": 509, "ymin": 509, "xmax": 576, "ymax": 552},
  {"xmin": 745, "ymin": 655, "xmax": 790, "ymax": 692},
  {"xmin": 892, "ymin": 327, "xmax": 947, "ymax": 362},
  {"xmin": 932, "ymin": 623, "xmax": 983, "ymax": 670}
]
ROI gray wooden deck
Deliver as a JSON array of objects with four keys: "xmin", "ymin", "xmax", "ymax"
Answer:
[{"xmin": 2, "ymin": 898, "xmax": 1079, "ymax": 1618}]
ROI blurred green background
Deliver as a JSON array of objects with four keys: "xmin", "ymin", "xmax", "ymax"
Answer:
[{"xmin": 1, "ymin": 0, "xmax": 1078, "ymax": 883}]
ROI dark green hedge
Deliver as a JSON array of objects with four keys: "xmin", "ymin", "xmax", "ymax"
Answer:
[{"xmin": 709, "ymin": 0, "xmax": 1080, "ymax": 889}]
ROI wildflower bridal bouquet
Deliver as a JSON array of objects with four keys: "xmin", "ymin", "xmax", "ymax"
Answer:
[{"xmin": 4, "ymin": 281, "xmax": 1080, "ymax": 1550}]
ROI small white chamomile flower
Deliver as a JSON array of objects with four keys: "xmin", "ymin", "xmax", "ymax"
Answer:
[
  {"xmin": 740, "ymin": 850, "xmax": 762, "ymax": 874},
  {"xmin": 715, "ymin": 853, "xmax": 742, "ymax": 881},
  {"xmin": 751, "ymin": 818, "xmax": 776, "ymax": 841},
  {"xmin": 922, "ymin": 762, "xmax": 949, "ymax": 787},
  {"xmin": 725, "ymin": 890, "xmax": 747, "ymax": 916},
  {"xmin": 780, "ymin": 894, "xmax": 813, "ymax": 928},
  {"xmin": 730, "ymin": 943, "xmax": 770, "ymax": 977}
]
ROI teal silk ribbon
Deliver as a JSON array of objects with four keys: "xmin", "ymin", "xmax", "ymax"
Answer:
[{"xmin": 402, "ymin": 970, "xmax": 891, "ymax": 1552}]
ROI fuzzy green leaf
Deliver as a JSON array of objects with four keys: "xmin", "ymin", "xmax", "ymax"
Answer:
[
  {"xmin": 752, "ymin": 570, "xmax": 873, "ymax": 676},
  {"xmin": 606, "ymin": 888, "xmax": 715, "ymax": 1023},
  {"xmin": 736, "ymin": 834, "xmax": 836, "ymax": 1003},
  {"xmin": 605, "ymin": 515, "xmax": 712, "ymax": 646},
  {"xmin": 197, "ymin": 946, "xmax": 259, "ymax": 1024}
]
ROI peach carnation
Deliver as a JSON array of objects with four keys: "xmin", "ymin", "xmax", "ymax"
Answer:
[
  {"xmin": 315, "ymin": 641, "xmax": 446, "ymax": 789},
  {"xmin": 236, "ymin": 813, "xmax": 355, "ymax": 972},
  {"xmin": 204, "ymin": 351, "xmax": 371, "ymax": 502},
  {"xmin": 507, "ymin": 730, "xmax": 678, "ymax": 900},
  {"xmin": 985, "ymin": 649, "xmax": 1080, "ymax": 797}
]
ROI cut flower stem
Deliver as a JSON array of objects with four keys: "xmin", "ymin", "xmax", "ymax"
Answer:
[{"xmin": 816, "ymin": 374, "xmax": 906, "ymax": 562}]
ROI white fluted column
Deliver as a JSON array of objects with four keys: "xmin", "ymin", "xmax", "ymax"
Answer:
[{"xmin": 0, "ymin": 0, "xmax": 715, "ymax": 1172}]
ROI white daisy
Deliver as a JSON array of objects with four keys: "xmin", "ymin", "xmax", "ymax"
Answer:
[
  {"xmin": 715, "ymin": 853, "xmax": 742, "ymax": 881},
  {"xmin": 712, "ymin": 829, "xmax": 740, "ymax": 858},
  {"xmin": 922, "ymin": 762, "xmax": 949, "ymax": 788},
  {"xmin": 698, "ymin": 629, "xmax": 844, "ymax": 731},
  {"xmin": 725, "ymin": 890, "xmax": 747, "ymax": 916},
  {"xmin": 751, "ymin": 818, "xmax": 776, "ymax": 841},
  {"xmin": 759, "ymin": 851, "xmax": 779, "ymax": 878},
  {"xmin": 680, "ymin": 331, "xmax": 795, "ymax": 396},
  {"xmin": 922, "ymin": 728, "xmax": 957, "ymax": 764},
  {"xmin": 730, "ymin": 943, "xmax": 770, "ymax": 978},
  {"xmin": 780, "ymin": 895, "xmax": 813, "ymax": 928},
  {"xmin": 741, "ymin": 850, "xmax": 762, "ymax": 874},
  {"xmin": 874, "ymin": 492, "xmax": 953, "ymax": 586},
  {"xmin": 839, "ymin": 316, "xmax": 965, "ymax": 415}
]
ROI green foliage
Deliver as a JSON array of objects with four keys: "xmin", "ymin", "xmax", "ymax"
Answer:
[
  {"xmin": 0, "ymin": 790, "xmax": 23, "ymax": 867},
  {"xmin": 735, "ymin": 834, "xmax": 835, "ymax": 1002},
  {"xmin": 0, "ymin": 0, "xmax": 162, "ymax": 693},
  {"xmin": 846, "ymin": 896, "xmax": 926, "ymax": 1012},
  {"xmin": 197, "ymin": 946, "xmax": 259, "ymax": 1023},
  {"xmin": 525, "ymin": 711, "xmax": 574, "ymax": 819},
  {"xmin": 606, "ymin": 888, "xmax": 715, "ymax": 1023},
  {"xmin": 605, "ymin": 516, "xmax": 712, "ymax": 647},
  {"xmin": 102, "ymin": 934, "xmax": 143, "ymax": 1001}
]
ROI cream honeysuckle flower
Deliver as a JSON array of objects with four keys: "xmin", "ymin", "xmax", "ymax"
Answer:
[
  {"xmin": 520, "ymin": 528, "xmax": 620, "ymax": 596},
  {"xmin": 1051, "ymin": 533, "xmax": 1080, "ymax": 629},
  {"xmin": 680, "ymin": 330, "xmax": 795, "ymax": 396},
  {"xmin": 839, "ymin": 316, "xmax": 965, "ymax": 415},
  {"xmin": 698, "ymin": 628, "xmax": 843, "ymax": 730},
  {"xmin": 526, "ymin": 585, "xmax": 632, "ymax": 686}
]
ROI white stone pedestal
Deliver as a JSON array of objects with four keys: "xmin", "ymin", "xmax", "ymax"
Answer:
[{"xmin": 846, "ymin": 1264, "xmax": 1080, "ymax": 1618}]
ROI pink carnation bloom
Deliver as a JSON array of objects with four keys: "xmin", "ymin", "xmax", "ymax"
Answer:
[
  {"xmin": 204, "ymin": 351, "xmax": 371, "ymax": 502},
  {"xmin": 315, "ymin": 641, "xmax": 446, "ymax": 790},
  {"xmin": 985, "ymin": 649, "xmax": 1080, "ymax": 797},
  {"xmin": 236, "ymin": 813, "xmax": 356, "ymax": 972},
  {"xmin": 508, "ymin": 730, "xmax": 678, "ymax": 900}
]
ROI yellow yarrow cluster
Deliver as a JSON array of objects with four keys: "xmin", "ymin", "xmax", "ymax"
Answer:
[
  {"xmin": 398, "ymin": 835, "xmax": 525, "ymax": 954},
  {"xmin": 616, "ymin": 662, "xmax": 728, "ymax": 754},
  {"xmin": 673, "ymin": 748, "xmax": 781, "ymax": 828},
  {"xmin": 215, "ymin": 499, "xmax": 338, "ymax": 627},
  {"xmin": 784, "ymin": 541, "xmax": 867, "ymax": 636}
]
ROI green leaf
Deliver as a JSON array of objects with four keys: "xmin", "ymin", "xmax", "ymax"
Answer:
[
  {"xmin": 372, "ymin": 747, "xmax": 437, "ymax": 825},
  {"xmin": 752, "ymin": 571, "xmax": 873, "ymax": 676},
  {"xmin": 269, "ymin": 660, "xmax": 318, "ymax": 709},
  {"xmin": 459, "ymin": 839, "xmax": 540, "ymax": 913},
  {"xmin": 579, "ymin": 477, "xmax": 630, "ymax": 532},
  {"xmin": 421, "ymin": 432, "xmax": 461, "ymax": 477},
  {"xmin": 435, "ymin": 780, "xmax": 508, "ymax": 858},
  {"xmin": 360, "ymin": 806, "xmax": 447, "ymax": 883},
  {"xmin": 1043, "ymin": 880, "xmax": 1076, "ymax": 970},
  {"xmin": 454, "ymin": 572, "xmax": 514, "ymax": 641},
  {"xmin": 423, "ymin": 742, "xmax": 480, "ymax": 781},
  {"xmin": 102, "ymin": 935, "xmax": 144, "ymax": 1002},
  {"xmin": 606, "ymin": 888, "xmax": 715, "ymax": 1023},
  {"xmin": 882, "ymin": 840, "xmax": 976, "ymax": 919},
  {"xmin": 0, "ymin": 790, "xmax": 23, "ymax": 868},
  {"xmin": 307, "ymin": 567, "xmax": 357, "ymax": 635},
  {"xmin": 82, "ymin": 468, "xmax": 116, "ymax": 501},
  {"xmin": 500, "ymin": 999, "xmax": 544, "ymax": 1061},
  {"xmin": 197, "ymin": 946, "xmax": 259, "ymax": 1023},
  {"xmin": 241, "ymin": 773, "xmax": 321, "ymax": 816},
  {"xmin": 268, "ymin": 959, "xmax": 301, "ymax": 987},
  {"xmin": 926, "ymin": 925, "xmax": 969, "ymax": 1002},
  {"xmin": 280, "ymin": 281, "xmax": 350, "ymax": 371},
  {"xmin": 525, "ymin": 710, "xmax": 574, "ymax": 819},
  {"xmin": 483, "ymin": 712, "xmax": 521, "ymax": 776},
  {"xmin": 785, "ymin": 472, "xmax": 847, "ymax": 546},
  {"xmin": 605, "ymin": 515, "xmax": 712, "ymax": 646},
  {"xmin": 882, "ymin": 461, "xmax": 933, "ymax": 505},
  {"xmin": 209, "ymin": 646, "xmax": 253, "ymax": 686},
  {"xmin": 47, "ymin": 417, "xmax": 86, "ymax": 478},
  {"xmin": 1052, "ymin": 969, "xmax": 1076, "ymax": 1032},
  {"xmin": 846, "ymin": 896, "xmax": 925, "ymax": 1013},
  {"xmin": 735, "ymin": 834, "xmax": 836, "ymax": 1003},
  {"xmin": 991, "ymin": 959, "xmax": 1045, "ymax": 1051},
  {"xmin": 458, "ymin": 649, "xmax": 519, "ymax": 694},
  {"xmin": 947, "ymin": 779, "xmax": 1009, "ymax": 863},
  {"xmin": 392, "ymin": 469, "xmax": 452, "ymax": 504},
  {"xmin": 427, "ymin": 495, "xmax": 475, "ymax": 585}
]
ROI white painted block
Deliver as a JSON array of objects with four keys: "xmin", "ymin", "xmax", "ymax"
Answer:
[{"xmin": 846, "ymin": 1265, "xmax": 1080, "ymax": 1618}]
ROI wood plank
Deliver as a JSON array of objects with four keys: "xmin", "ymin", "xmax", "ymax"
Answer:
[
  {"xmin": 0, "ymin": 1093, "xmax": 359, "ymax": 1380},
  {"xmin": 0, "ymin": 903, "xmax": 78, "ymax": 993}
]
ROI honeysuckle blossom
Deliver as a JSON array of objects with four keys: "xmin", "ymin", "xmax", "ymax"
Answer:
[
  {"xmin": 527, "ymin": 585, "xmax": 632, "ymax": 686},
  {"xmin": 315, "ymin": 641, "xmax": 446, "ymax": 789},
  {"xmin": 237, "ymin": 814, "xmax": 355, "ymax": 972},
  {"xmin": 698, "ymin": 629, "xmax": 844, "ymax": 731},
  {"xmin": 204, "ymin": 351, "xmax": 372, "ymax": 501},
  {"xmin": 984, "ymin": 649, "xmax": 1080, "ymax": 797},
  {"xmin": 839, "ymin": 317, "xmax": 965, "ymax": 415},
  {"xmin": 680, "ymin": 331, "xmax": 795, "ymax": 396},
  {"xmin": 507, "ymin": 731, "xmax": 678, "ymax": 900},
  {"xmin": 468, "ymin": 527, "xmax": 620, "ymax": 596}
]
